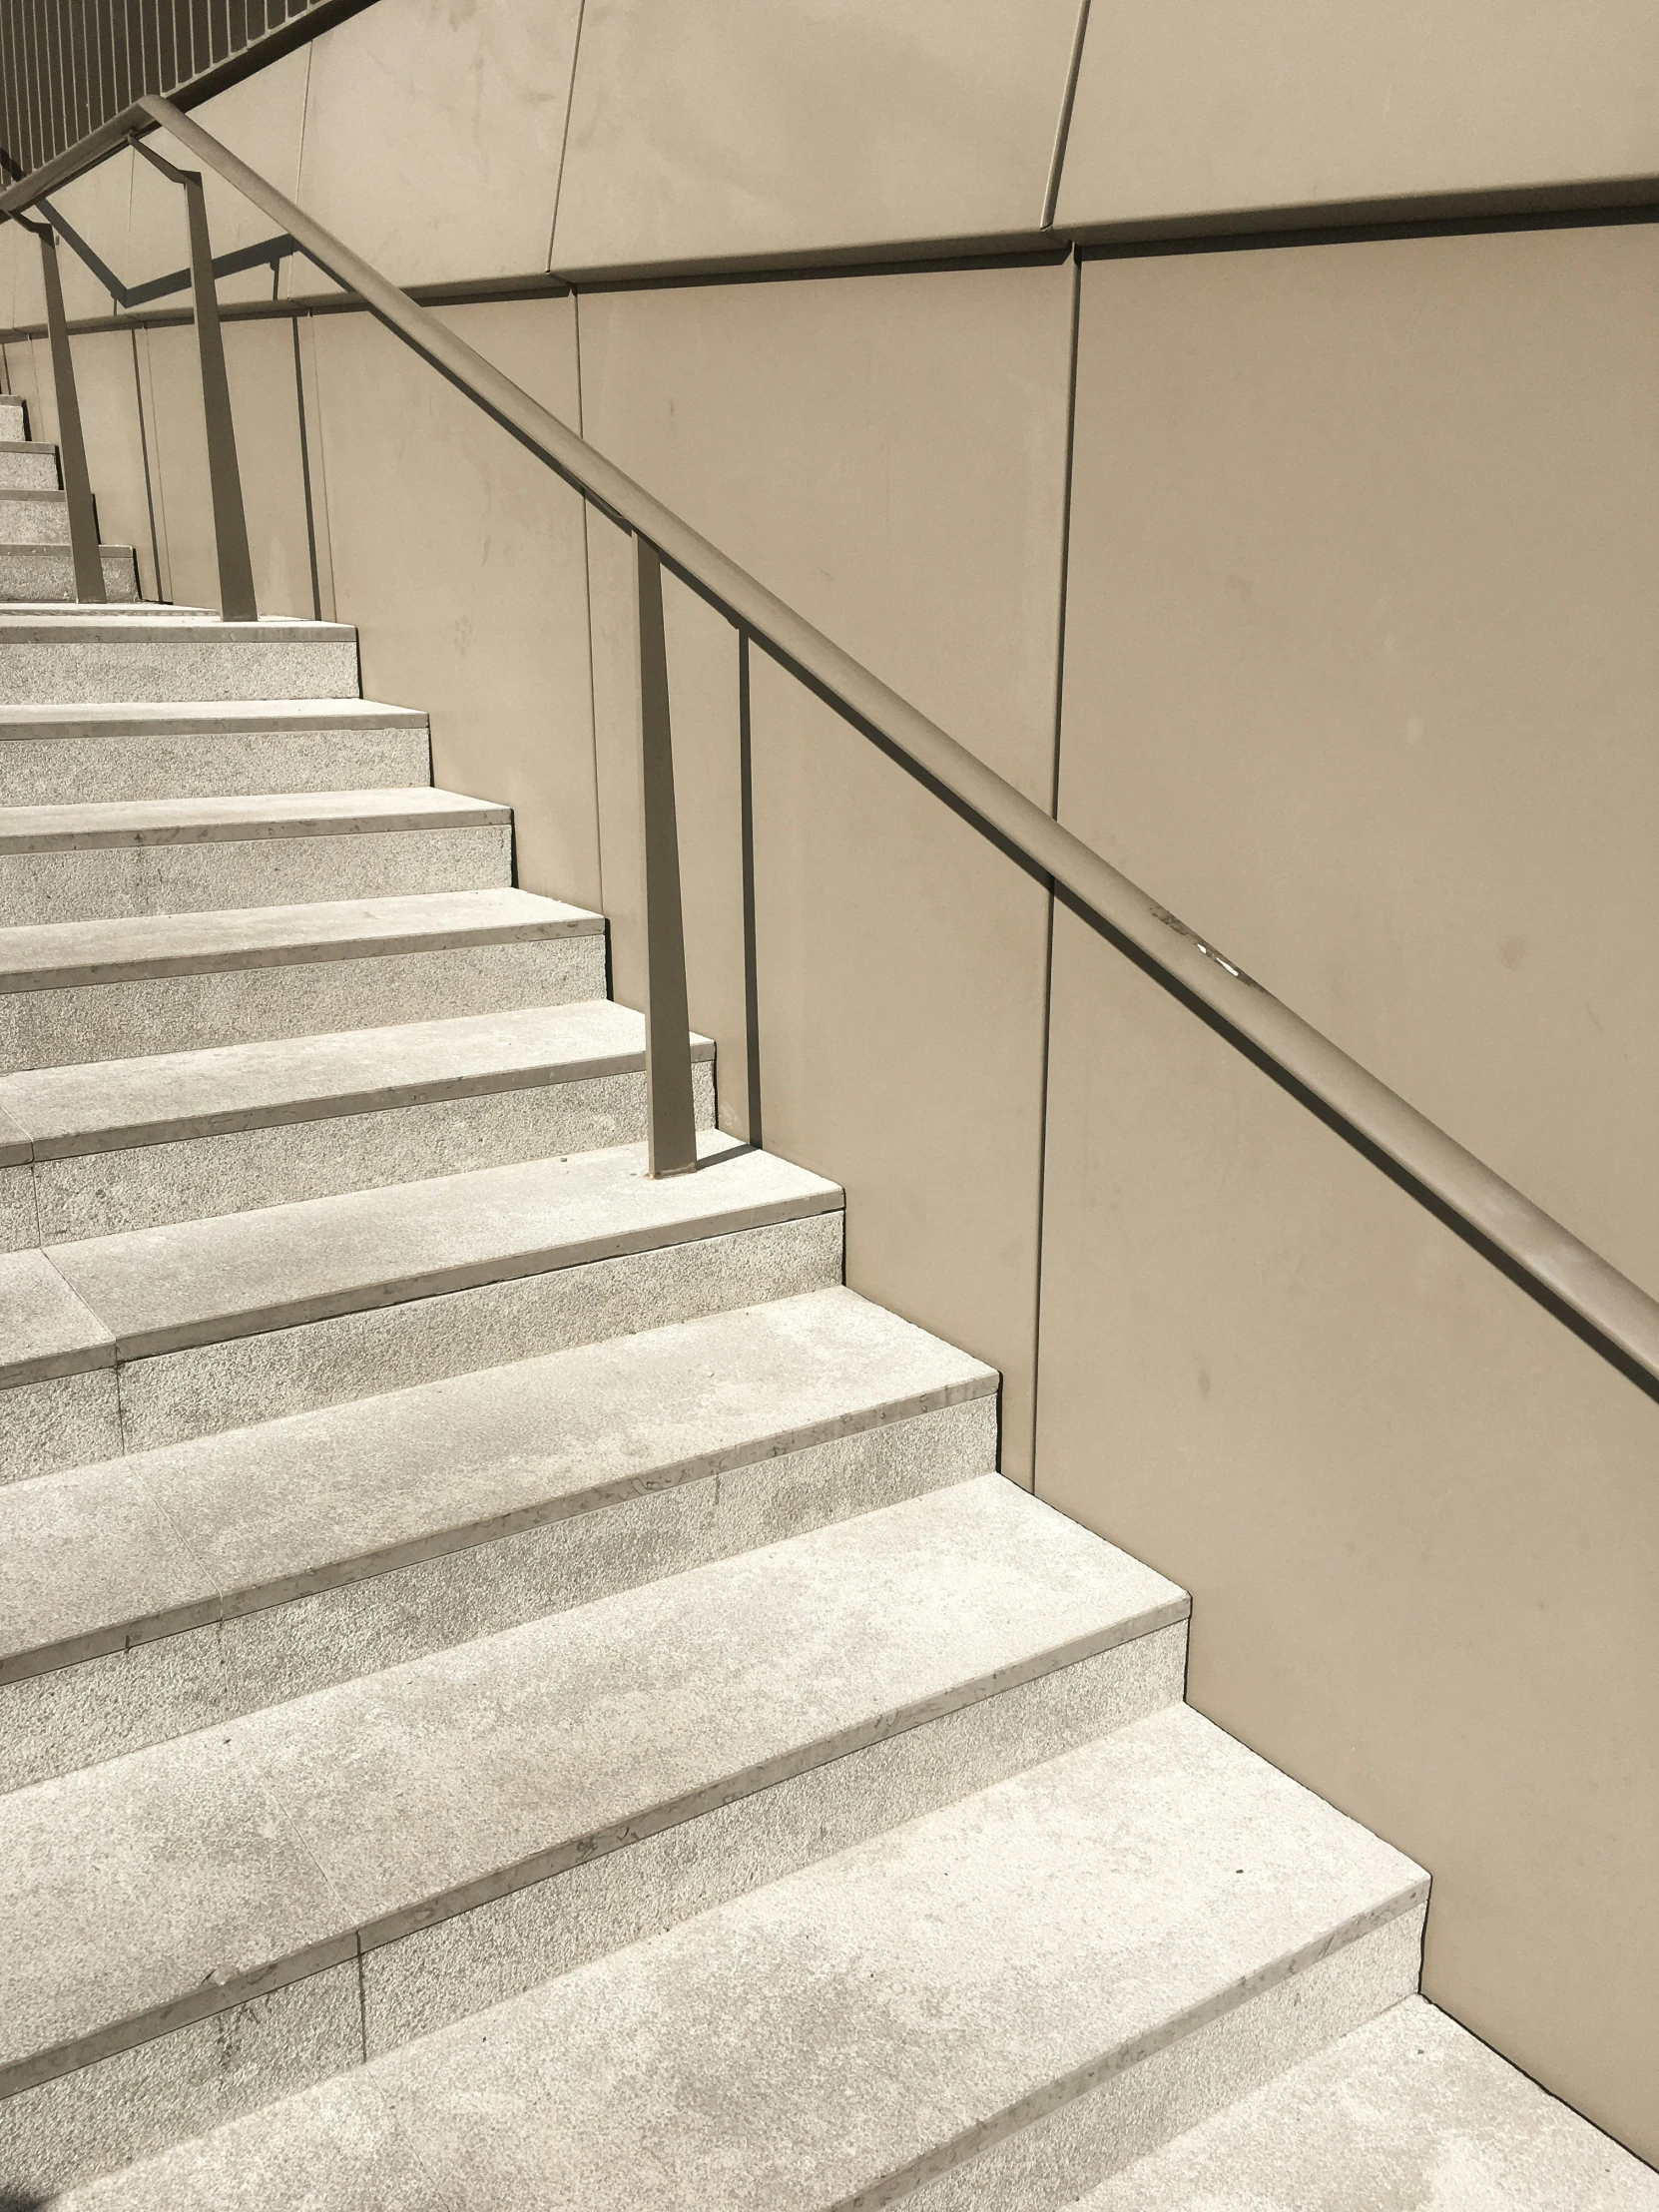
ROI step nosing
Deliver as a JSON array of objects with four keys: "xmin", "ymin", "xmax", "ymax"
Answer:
[
  {"xmin": 0, "ymin": 891, "xmax": 603, "ymax": 991},
  {"xmin": 0, "ymin": 1371, "xmax": 1004, "ymax": 1682},
  {"xmin": 836, "ymin": 1880, "xmax": 1432, "ymax": 2212},
  {"xmin": 0, "ymin": 1613, "xmax": 1184, "ymax": 2095},
  {"xmin": 0, "ymin": 800, "xmax": 511, "ymax": 850},
  {"xmin": 86, "ymin": 1191, "xmax": 842, "ymax": 1360},
  {"xmin": 0, "ymin": 1933, "xmax": 363, "ymax": 2102}
]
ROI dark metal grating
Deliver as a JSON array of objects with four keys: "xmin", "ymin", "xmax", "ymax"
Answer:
[{"xmin": 0, "ymin": 0, "xmax": 335, "ymax": 182}]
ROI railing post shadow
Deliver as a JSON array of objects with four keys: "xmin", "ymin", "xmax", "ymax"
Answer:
[
  {"xmin": 634, "ymin": 533, "xmax": 699, "ymax": 1177},
  {"xmin": 18, "ymin": 216, "xmax": 106, "ymax": 603},
  {"xmin": 133, "ymin": 138, "xmax": 257, "ymax": 622}
]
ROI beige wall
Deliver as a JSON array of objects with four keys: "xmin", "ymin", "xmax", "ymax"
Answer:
[
  {"xmin": 1036, "ymin": 901, "xmax": 1659, "ymax": 2158},
  {"xmin": 1058, "ymin": 227, "xmax": 1659, "ymax": 1305},
  {"xmin": 1058, "ymin": 0, "xmax": 1659, "ymax": 234},
  {"xmin": 576, "ymin": 263, "xmax": 1073, "ymax": 1484},
  {"xmin": 1044, "ymin": 223, "xmax": 1659, "ymax": 2163},
  {"xmin": 551, "ymin": 0, "xmax": 1081, "ymax": 276},
  {"xmin": 308, "ymin": 298, "xmax": 599, "ymax": 906}
]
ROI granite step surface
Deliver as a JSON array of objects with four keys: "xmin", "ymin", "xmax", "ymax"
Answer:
[
  {"xmin": 0, "ymin": 786, "xmax": 513, "ymax": 925},
  {"xmin": 1067, "ymin": 1995, "xmax": 1659, "ymax": 2211},
  {"xmin": 0, "ymin": 398, "xmax": 26, "ymax": 439},
  {"xmin": 0, "ymin": 544, "xmax": 140, "ymax": 603},
  {"xmin": 34, "ymin": 1700, "xmax": 1426, "ymax": 2211},
  {"xmin": 0, "ymin": 488, "xmax": 68, "ymax": 544},
  {"xmin": 0, "ymin": 999, "xmax": 716, "ymax": 1239},
  {"xmin": 0, "ymin": 1477, "xmax": 1194, "ymax": 2193},
  {"xmin": 0, "ymin": 613, "xmax": 360, "ymax": 704},
  {"xmin": 0, "ymin": 1286, "xmax": 997, "ymax": 1784},
  {"xmin": 0, "ymin": 884, "xmax": 607, "ymax": 1071},
  {"xmin": 0, "ymin": 441, "xmax": 61, "ymax": 489},
  {"xmin": 0, "ymin": 699, "xmax": 429, "ymax": 803},
  {"xmin": 8, "ymin": 1131, "xmax": 841, "ymax": 1461}
]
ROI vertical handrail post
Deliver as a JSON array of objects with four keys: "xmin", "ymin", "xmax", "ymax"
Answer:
[
  {"xmin": 181, "ymin": 170, "xmax": 257, "ymax": 621},
  {"xmin": 21, "ymin": 215, "xmax": 105, "ymax": 602},
  {"xmin": 134, "ymin": 137, "xmax": 256, "ymax": 620},
  {"xmin": 634, "ymin": 533, "xmax": 699, "ymax": 1177}
]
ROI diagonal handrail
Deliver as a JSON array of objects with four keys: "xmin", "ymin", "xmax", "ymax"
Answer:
[{"xmin": 30, "ymin": 89, "xmax": 1659, "ymax": 1401}]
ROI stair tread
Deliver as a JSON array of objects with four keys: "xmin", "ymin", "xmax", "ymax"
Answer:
[
  {"xmin": 0, "ymin": 698, "xmax": 427, "ymax": 735},
  {"xmin": 0, "ymin": 884, "xmax": 600, "ymax": 992},
  {"xmin": 0, "ymin": 1285, "xmax": 992, "ymax": 1679},
  {"xmin": 1073, "ymin": 1995, "xmax": 1659, "ymax": 2210},
  {"xmin": 38, "ymin": 1133, "xmax": 839, "ymax": 1366},
  {"xmin": 0, "ymin": 1476, "xmax": 1192, "ymax": 2094},
  {"xmin": 47, "ymin": 1699, "xmax": 1424, "ymax": 2212},
  {"xmin": 0, "ymin": 442, "xmax": 56, "ymax": 457},
  {"xmin": 0, "ymin": 1000, "xmax": 706, "ymax": 1159},
  {"xmin": 0, "ymin": 786, "xmax": 507, "ymax": 850},
  {"xmin": 0, "ymin": 1247, "xmax": 113, "ymax": 1380}
]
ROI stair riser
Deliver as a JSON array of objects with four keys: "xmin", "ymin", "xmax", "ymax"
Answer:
[
  {"xmin": 0, "ymin": 404, "xmax": 26, "ymax": 441},
  {"xmin": 0, "ymin": 496, "xmax": 68, "ymax": 546},
  {"xmin": 0, "ymin": 1165, "xmax": 33, "ymax": 1249},
  {"xmin": 0, "ymin": 1368, "xmax": 121, "ymax": 1485},
  {"xmin": 2, "ymin": 1395, "xmax": 994, "ymax": 1789},
  {"xmin": 0, "ymin": 1625, "xmax": 1187, "ymax": 2194},
  {"xmin": 0, "ymin": 933, "xmax": 608, "ymax": 1072},
  {"xmin": 0, "ymin": 547, "xmax": 140, "ymax": 603},
  {"xmin": 0, "ymin": 453, "xmax": 60, "ymax": 491},
  {"xmin": 0, "ymin": 726, "xmax": 430, "ymax": 805},
  {"xmin": 0, "ymin": 639, "xmax": 359, "ymax": 705},
  {"xmin": 909, "ymin": 1908, "xmax": 1426, "ymax": 2212},
  {"xmin": 110, "ymin": 1210, "xmax": 845, "ymax": 1455},
  {"xmin": 0, "ymin": 825, "xmax": 512, "ymax": 927},
  {"xmin": 22, "ymin": 1061, "xmax": 719, "ymax": 1243},
  {"xmin": 0, "ymin": 1212, "xmax": 844, "ymax": 1480}
]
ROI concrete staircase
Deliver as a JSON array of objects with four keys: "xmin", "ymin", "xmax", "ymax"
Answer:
[
  {"xmin": 0, "ymin": 435, "xmax": 1654, "ymax": 2212},
  {"xmin": 0, "ymin": 397, "xmax": 139, "ymax": 604}
]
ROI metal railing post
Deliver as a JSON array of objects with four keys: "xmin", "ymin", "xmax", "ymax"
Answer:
[
  {"xmin": 134, "ymin": 137, "xmax": 256, "ymax": 620},
  {"xmin": 19, "ymin": 215, "xmax": 106, "ymax": 602},
  {"xmin": 634, "ymin": 533, "xmax": 699, "ymax": 1177}
]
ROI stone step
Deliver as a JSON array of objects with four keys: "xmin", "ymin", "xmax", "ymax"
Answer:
[
  {"xmin": 0, "ymin": 1286, "xmax": 995, "ymax": 1786},
  {"xmin": 0, "ymin": 1477, "xmax": 1192, "ymax": 2195},
  {"xmin": 0, "ymin": 884, "xmax": 606, "ymax": 1073},
  {"xmin": 0, "ymin": 787, "xmax": 513, "ymax": 926},
  {"xmin": 31, "ymin": 1698, "xmax": 1425, "ymax": 2212},
  {"xmin": 0, "ymin": 613, "xmax": 359, "ymax": 704},
  {"xmin": 0, "ymin": 398, "xmax": 27, "ymax": 440},
  {"xmin": 0, "ymin": 699, "xmax": 430, "ymax": 804},
  {"xmin": 0, "ymin": 489, "xmax": 69, "ymax": 544},
  {"xmin": 4, "ymin": 1132, "xmax": 840, "ymax": 1473},
  {"xmin": 1067, "ymin": 1995, "xmax": 1659, "ymax": 2211},
  {"xmin": 0, "ymin": 545, "xmax": 141, "ymax": 602},
  {"xmin": 0, "ymin": 1000, "xmax": 716, "ymax": 1242},
  {"xmin": 0, "ymin": 443, "xmax": 61, "ymax": 490}
]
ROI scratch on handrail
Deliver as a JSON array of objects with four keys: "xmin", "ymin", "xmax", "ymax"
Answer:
[{"xmin": 1148, "ymin": 905, "xmax": 1265, "ymax": 990}]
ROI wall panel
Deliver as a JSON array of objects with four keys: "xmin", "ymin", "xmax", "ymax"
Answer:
[
  {"xmin": 577, "ymin": 261, "xmax": 1072, "ymax": 1482},
  {"xmin": 1060, "ymin": 228, "xmax": 1659, "ymax": 1302},
  {"xmin": 136, "ymin": 52, "xmax": 312, "ymax": 306},
  {"xmin": 142, "ymin": 318, "xmax": 312, "ymax": 615},
  {"xmin": 1035, "ymin": 900, "xmax": 1659, "ymax": 2160},
  {"xmin": 310, "ymin": 298, "xmax": 599, "ymax": 906},
  {"xmin": 292, "ymin": 0, "xmax": 582, "ymax": 288},
  {"xmin": 1058, "ymin": 0, "xmax": 1659, "ymax": 234},
  {"xmin": 552, "ymin": 0, "xmax": 1081, "ymax": 276}
]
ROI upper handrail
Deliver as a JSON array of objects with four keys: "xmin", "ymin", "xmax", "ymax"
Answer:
[{"xmin": 26, "ymin": 89, "xmax": 1659, "ymax": 1404}]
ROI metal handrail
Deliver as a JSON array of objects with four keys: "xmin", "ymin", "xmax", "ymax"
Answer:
[{"xmin": 14, "ymin": 88, "xmax": 1659, "ymax": 1400}]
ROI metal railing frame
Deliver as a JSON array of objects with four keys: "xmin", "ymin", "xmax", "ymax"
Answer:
[{"xmin": 2, "ymin": 94, "xmax": 1658, "ymax": 1400}]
